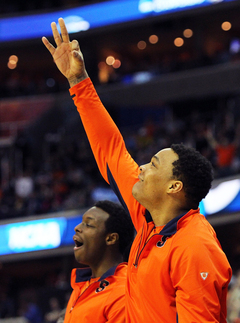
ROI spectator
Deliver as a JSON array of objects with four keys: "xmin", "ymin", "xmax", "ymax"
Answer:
[
  {"xmin": 44, "ymin": 297, "xmax": 62, "ymax": 323},
  {"xmin": 228, "ymin": 271, "xmax": 240, "ymax": 323},
  {"xmin": 207, "ymin": 126, "xmax": 240, "ymax": 177}
]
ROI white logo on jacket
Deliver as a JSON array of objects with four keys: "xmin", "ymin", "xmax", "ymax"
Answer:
[{"xmin": 200, "ymin": 272, "xmax": 209, "ymax": 280}]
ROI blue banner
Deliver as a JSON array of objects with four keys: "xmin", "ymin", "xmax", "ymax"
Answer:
[
  {"xmin": 0, "ymin": 216, "xmax": 82, "ymax": 256},
  {"xmin": 200, "ymin": 178, "xmax": 240, "ymax": 216},
  {"xmin": 0, "ymin": 0, "xmax": 235, "ymax": 42}
]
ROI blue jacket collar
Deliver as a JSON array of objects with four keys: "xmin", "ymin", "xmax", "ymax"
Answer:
[
  {"xmin": 159, "ymin": 208, "xmax": 200, "ymax": 236},
  {"xmin": 145, "ymin": 208, "xmax": 198, "ymax": 237},
  {"xmin": 75, "ymin": 265, "xmax": 118, "ymax": 283},
  {"xmin": 160, "ymin": 212, "xmax": 186, "ymax": 236}
]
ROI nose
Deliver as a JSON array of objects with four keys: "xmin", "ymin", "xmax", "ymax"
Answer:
[
  {"xmin": 139, "ymin": 164, "xmax": 147, "ymax": 172},
  {"xmin": 74, "ymin": 222, "xmax": 83, "ymax": 233}
]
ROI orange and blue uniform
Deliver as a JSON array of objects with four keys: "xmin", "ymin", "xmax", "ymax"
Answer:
[
  {"xmin": 64, "ymin": 263, "xmax": 127, "ymax": 323},
  {"xmin": 70, "ymin": 78, "xmax": 232, "ymax": 323}
]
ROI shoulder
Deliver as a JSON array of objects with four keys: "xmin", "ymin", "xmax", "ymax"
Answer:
[
  {"xmin": 108, "ymin": 263, "xmax": 128, "ymax": 289},
  {"xmin": 173, "ymin": 212, "xmax": 221, "ymax": 256},
  {"xmin": 114, "ymin": 262, "xmax": 128, "ymax": 275},
  {"xmin": 110, "ymin": 263, "xmax": 128, "ymax": 286}
]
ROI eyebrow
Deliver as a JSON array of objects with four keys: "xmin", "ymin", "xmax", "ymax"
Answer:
[
  {"xmin": 84, "ymin": 216, "xmax": 95, "ymax": 221},
  {"xmin": 153, "ymin": 155, "xmax": 160, "ymax": 163}
]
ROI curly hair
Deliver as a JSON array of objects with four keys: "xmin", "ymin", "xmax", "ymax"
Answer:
[
  {"xmin": 170, "ymin": 143, "xmax": 214, "ymax": 209},
  {"xmin": 94, "ymin": 200, "xmax": 134, "ymax": 257}
]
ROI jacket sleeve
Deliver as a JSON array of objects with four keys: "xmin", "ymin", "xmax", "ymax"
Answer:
[
  {"xmin": 171, "ymin": 233, "xmax": 232, "ymax": 322},
  {"xmin": 70, "ymin": 78, "xmax": 145, "ymax": 231}
]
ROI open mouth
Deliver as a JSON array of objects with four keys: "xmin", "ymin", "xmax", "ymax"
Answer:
[{"xmin": 73, "ymin": 237, "xmax": 83, "ymax": 249}]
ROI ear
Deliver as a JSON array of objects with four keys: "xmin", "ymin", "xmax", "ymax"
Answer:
[
  {"xmin": 106, "ymin": 233, "xmax": 119, "ymax": 246},
  {"xmin": 167, "ymin": 180, "xmax": 183, "ymax": 194}
]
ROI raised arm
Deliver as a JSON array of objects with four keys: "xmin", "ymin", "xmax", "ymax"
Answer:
[
  {"xmin": 42, "ymin": 17, "xmax": 88, "ymax": 87},
  {"xmin": 42, "ymin": 18, "xmax": 146, "ymax": 231}
]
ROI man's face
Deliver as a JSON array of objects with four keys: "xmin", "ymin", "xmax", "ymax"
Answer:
[
  {"xmin": 132, "ymin": 148, "xmax": 179, "ymax": 210},
  {"xmin": 73, "ymin": 207, "xmax": 109, "ymax": 266}
]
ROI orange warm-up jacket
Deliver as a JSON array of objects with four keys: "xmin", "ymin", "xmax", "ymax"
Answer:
[
  {"xmin": 64, "ymin": 264, "xmax": 127, "ymax": 323},
  {"xmin": 70, "ymin": 78, "xmax": 232, "ymax": 323}
]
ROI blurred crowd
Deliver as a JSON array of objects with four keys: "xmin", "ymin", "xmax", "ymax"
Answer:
[
  {"xmin": 0, "ymin": 130, "xmax": 100, "ymax": 219},
  {"xmin": 1, "ymin": 40, "xmax": 240, "ymax": 100},
  {"xmin": 0, "ymin": 22, "xmax": 240, "ymax": 223},
  {"xmin": 1, "ymin": 95, "xmax": 240, "ymax": 221},
  {"xmin": 228, "ymin": 271, "xmax": 240, "ymax": 323},
  {"xmin": 0, "ymin": 270, "xmax": 72, "ymax": 323}
]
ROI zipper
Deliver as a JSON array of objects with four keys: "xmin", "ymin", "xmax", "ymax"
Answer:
[
  {"xmin": 133, "ymin": 225, "xmax": 163, "ymax": 268},
  {"xmin": 133, "ymin": 224, "xmax": 145, "ymax": 268}
]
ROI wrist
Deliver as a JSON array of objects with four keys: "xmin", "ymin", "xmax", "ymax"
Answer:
[{"xmin": 68, "ymin": 72, "xmax": 89, "ymax": 87}]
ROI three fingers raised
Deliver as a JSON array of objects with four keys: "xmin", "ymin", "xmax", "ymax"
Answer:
[
  {"xmin": 42, "ymin": 18, "xmax": 71, "ymax": 55},
  {"xmin": 42, "ymin": 37, "xmax": 55, "ymax": 55}
]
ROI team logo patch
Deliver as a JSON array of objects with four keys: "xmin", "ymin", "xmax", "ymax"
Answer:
[
  {"xmin": 96, "ymin": 279, "xmax": 110, "ymax": 293},
  {"xmin": 156, "ymin": 237, "xmax": 167, "ymax": 248},
  {"xmin": 200, "ymin": 272, "xmax": 209, "ymax": 280}
]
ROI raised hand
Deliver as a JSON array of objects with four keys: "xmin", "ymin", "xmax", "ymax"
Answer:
[{"xmin": 42, "ymin": 17, "xmax": 88, "ymax": 87}]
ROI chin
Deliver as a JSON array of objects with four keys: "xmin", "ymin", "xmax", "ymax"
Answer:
[
  {"xmin": 74, "ymin": 255, "xmax": 81, "ymax": 263},
  {"xmin": 132, "ymin": 182, "xmax": 138, "ymax": 197},
  {"xmin": 74, "ymin": 253, "xmax": 84, "ymax": 264},
  {"xmin": 132, "ymin": 183, "xmax": 141, "ymax": 202},
  {"xmin": 75, "ymin": 257, "xmax": 88, "ymax": 266}
]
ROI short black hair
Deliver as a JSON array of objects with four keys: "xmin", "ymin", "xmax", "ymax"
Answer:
[
  {"xmin": 171, "ymin": 143, "xmax": 214, "ymax": 209},
  {"xmin": 94, "ymin": 200, "xmax": 134, "ymax": 256}
]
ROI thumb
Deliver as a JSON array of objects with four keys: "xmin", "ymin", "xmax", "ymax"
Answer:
[
  {"xmin": 71, "ymin": 39, "xmax": 80, "ymax": 51},
  {"xmin": 71, "ymin": 40, "xmax": 83, "ymax": 61}
]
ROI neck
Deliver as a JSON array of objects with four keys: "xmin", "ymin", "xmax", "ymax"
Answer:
[
  {"xmin": 149, "ymin": 202, "xmax": 189, "ymax": 226},
  {"xmin": 90, "ymin": 254, "xmax": 123, "ymax": 278}
]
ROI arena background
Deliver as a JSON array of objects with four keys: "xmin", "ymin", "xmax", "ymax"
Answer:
[{"xmin": 1, "ymin": 0, "xmax": 240, "ymax": 321}]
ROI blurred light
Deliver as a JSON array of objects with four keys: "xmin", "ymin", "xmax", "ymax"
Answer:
[
  {"xmin": 106, "ymin": 56, "xmax": 115, "ymax": 65},
  {"xmin": 46, "ymin": 78, "xmax": 56, "ymax": 87},
  {"xmin": 204, "ymin": 179, "xmax": 240, "ymax": 215},
  {"xmin": 8, "ymin": 55, "xmax": 18, "ymax": 69},
  {"xmin": 98, "ymin": 64, "xmax": 110, "ymax": 83},
  {"xmin": 230, "ymin": 38, "xmax": 240, "ymax": 54},
  {"xmin": 138, "ymin": 0, "xmax": 153, "ymax": 13},
  {"xmin": 9, "ymin": 59, "xmax": 17, "ymax": 65},
  {"xmin": 8, "ymin": 221, "xmax": 61, "ymax": 250},
  {"xmin": 98, "ymin": 61, "xmax": 106, "ymax": 69},
  {"xmin": 174, "ymin": 37, "xmax": 184, "ymax": 47},
  {"xmin": 183, "ymin": 28, "xmax": 193, "ymax": 38},
  {"xmin": 57, "ymin": 15, "xmax": 90, "ymax": 33},
  {"xmin": 92, "ymin": 187, "xmax": 119, "ymax": 203},
  {"xmin": 221, "ymin": 21, "xmax": 231, "ymax": 31},
  {"xmin": 137, "ymin": 40, "xmax": 147, "ymax": 50},
  {"xmin": 9, "ymin": 55, "xmax": 18, "ymax": 63},
  {"xmin": 7, "ymin": 61, "xmax": 17, "ymax": 69},
  {"xmin": 113, "ymin": 59, "xmax": 121, "ymax": 68},
  {"xmin": 149, "ymin": 34, "xmax": 158, "ymax": 44},
  {"xmin": 138, "ymin": 0, "xmax": 225, "ymax": 13},
  {"xmin": 132, "ymin": 71, "xmax": 153, "ymax": 84}
]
